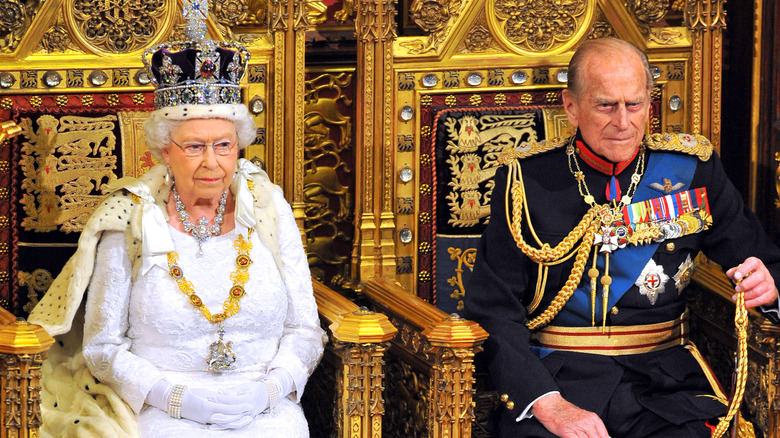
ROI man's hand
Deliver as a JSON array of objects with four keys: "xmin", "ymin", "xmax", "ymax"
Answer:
[
  {"xmin": 532, "ymin": 393, "xmax": 609, "ymax": 438},
  {"xmin": 726, "ymin": 257, "xmax": 779, "ymax": 308}
]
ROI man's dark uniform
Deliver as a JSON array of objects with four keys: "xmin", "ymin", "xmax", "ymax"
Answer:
[{"xmin": 463, "ymin": 132, "xmax": 780, "ymax": 437}]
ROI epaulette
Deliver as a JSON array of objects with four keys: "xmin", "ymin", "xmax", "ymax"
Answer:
[
  {"xmin": 497, "ymin": 136, "xmax": 571, "ymax": 166},
  {"xmin": 643, "ymin": 132, "xmax": 713, "ymax": 161}
]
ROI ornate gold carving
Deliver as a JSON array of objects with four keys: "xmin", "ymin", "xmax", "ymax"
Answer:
[
  {"xmin": 18, "ymin": 269, "xmax": 53, "ymax": 314},
  {"xmin": 19, "ymin": 115, "xmax": 118, "ymax": 233},
  {"xmin": 446, "ymin": 247, "xmax": 476, "ymax": 311},
  {"xmin": 306, "ymin": 0, "xmax": 328, "ymax": 25},
  {"xmin": 588, "ymin": 18, "xmax": 616, "ymax": 39},
  {"xmin": 399, "ymin": 0, "xmax": 463, "ymax": 54},
  {"xmin": 649, "ymin": 28, "xmax": 683, "ymax": 45},
  {"xmin": 0, "ymin": 0, "xmax": 42, "ymax": 53},
  {"xmin": 334, "ymin": 0, "xmax": 356, "ymax": 23},
  {"xmin": 314, "ymin": 281, "xmax": 396, "ymax": 437},
  {"xmin": 304, "ymin": 72, "xmax": 354, "ymax": 285},
  {"xmin": 0, "ymin": 353, "xmax": 46, "ymax": 435},
  {"xmin": 70, "ymin": 0, "xmax": 167, "ymax": 53},
  {"xmin": 685, "ymin": 0, "xmax": 726, "ymax": 31},
  {"xmin": 293, "ymin": 0, "xmax": 310, "ymax": 31},
  {"xmin": 0, "ymin": 320, "xmax": 53, "ymax": 436},
  {"xmin": 333, "ymin": 340, "xmax": 391, "ymax": 438},
  {"xmin": 36, "ymin": 15, "xmax": 77, "ymax": 54},
  {"xmin": 410, "ymin": 0, "xmax": 461, "ymax": 34},
  {"xmin": 268, "ymin": 0, "xmax": 287, "ymax": 31},
  {"xmin": 464, "ymin": 25, "xmax": 492, "ymax": 52},
  {"xmin": 383, "ymin": 354, "xmax": 429, "ymax": 436},
  {"xmin": 628, "ymin": 0, "xmax": 669, "ymax": 24},
  {"xmin": 711, "ymin": 30, "xmax": 723, "ymax": 150},
  {"xmin": 429, "ymin": 345, "xmax": 479, "ymax": 437},
  {"xmin": 690, "ymin": 35, "xmax": 703, "ymax": 135},
  {"xmin": 210, "ymin": 0, "xmax": 251, "ymax": 40},
  {"xmin": 487, "ymin": 0, "xmax": 593, "ymax": 55}
]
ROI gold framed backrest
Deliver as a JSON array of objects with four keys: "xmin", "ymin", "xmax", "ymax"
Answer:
[
  {"xmin": 0, "ymin": 0, "xmax": 283, "ymax": 315},
  {"xmin": 364, "ymin": 0, "xmax": 723, "ymax": 308}
]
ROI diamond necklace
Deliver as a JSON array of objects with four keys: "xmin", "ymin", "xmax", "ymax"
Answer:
[{"xmin": 172, "ymin": 184, "xmax": 228, "ymax": 256}]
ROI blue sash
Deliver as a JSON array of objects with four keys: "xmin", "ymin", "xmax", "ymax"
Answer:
[{"xmin": 551, "ymin": 152, "xmax": 698, "ymax": 327}]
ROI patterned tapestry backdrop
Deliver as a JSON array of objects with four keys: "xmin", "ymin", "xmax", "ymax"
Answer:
[
  {"xmin": 419, "ymin": 88, "xmax": 663, "ymax": 313},
  {"xmin": 0, "ymin": 92, "xmax": 155, "ymax": 316}
]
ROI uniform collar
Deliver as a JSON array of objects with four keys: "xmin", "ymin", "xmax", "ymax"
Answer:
[{"xmin": 574, "ymin": 132, "xmax": 640, "ymax": 176}]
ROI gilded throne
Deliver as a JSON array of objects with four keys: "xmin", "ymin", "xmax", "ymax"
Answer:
[{"xmin": 0, "ymin": 0, "xmax": 779, "ymax": 437}]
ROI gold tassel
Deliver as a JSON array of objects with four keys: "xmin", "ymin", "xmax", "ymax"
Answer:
[
  {"xmin": 601, "ymin": 253, "xmax": 612, "ymax": 333},
  {"xmin": 588, "ymin": 245, "xmax": 599, "ymax": 327}
]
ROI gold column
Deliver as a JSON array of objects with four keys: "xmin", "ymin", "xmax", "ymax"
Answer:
[
  {"xmin": 269, "ymin": 0, "xmax": 310, "ymax": 238},
  {"xmin": 312, "ymin": 280, "xmax": 397, "ymax": 438},
  {"xmin": 424, "ymin": 316, "xmax": 488, "ymax": 438},
  {"xmin": 354, "ymin": 0, "xmax": 398, "ymax": 281},
  {"xmin": 332, "ymin": 310, "xmax": 397, "ymax": 438},
  {"xmin": 0, "ymin": 318, "xmax": 55, "ymax": 438},
  {"xmin": 685, "ymin": 0, "xmax": 726, "ymax": 150}
]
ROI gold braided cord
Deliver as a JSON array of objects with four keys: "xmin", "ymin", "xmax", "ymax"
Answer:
[
  {"xmin": 525, "ymin": 218, "xmax": 599, "ymax": 330},
  {"xmin": 507, "ymin": 162, "xmax": 599, "ymax": 263},
  {"xmin": 711, "ymin": 289, "xmax": 749, "ymax": 438},
  {"xmin": 504, "ymin": 160, "xmax": 601, "ymax": 330}
]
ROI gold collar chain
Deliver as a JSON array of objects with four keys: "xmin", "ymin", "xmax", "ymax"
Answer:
[
  {"xmin": 566, "ymin": 137, "xmax": 647, "ymax": 330},
  {"xmin": 566, "ymin": 136, "xmax": 646, "ymax": 228},
  {"xmin": 167, "ymin": 228, "xmax": 254, "ymax": 323},
  {"xmin": 167, "ymin": 228, "xmax": 254, "ymax": 371}
]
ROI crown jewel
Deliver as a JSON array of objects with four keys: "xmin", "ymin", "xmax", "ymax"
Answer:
[{"xmin": 142, "ymin": 0, "xmax": 250, "ymax": 109}]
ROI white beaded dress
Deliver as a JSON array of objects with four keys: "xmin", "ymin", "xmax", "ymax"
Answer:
[{"xmin": 81, "ymin": 190, "xmax": 324, "ymax": 437}]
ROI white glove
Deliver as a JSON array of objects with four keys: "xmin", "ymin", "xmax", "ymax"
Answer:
[
  {"xmin": 209, "ymin": 381, "xmax": 270, "ymax": 417},
  {"xmin": 206, "ymin": 368, "xmax": 295, "ymax": 417},
  {"xmin": 146, "ymin": 379, "xmax": 253, "ymax": 429}
]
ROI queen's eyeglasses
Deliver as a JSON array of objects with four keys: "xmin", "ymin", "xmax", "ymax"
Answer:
[{"xmin": 170, "ymin": 138, "xmax": 237, "ymax": 157}]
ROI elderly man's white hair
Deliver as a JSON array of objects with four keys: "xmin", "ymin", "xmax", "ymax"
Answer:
[{"xmin": 143, "ymin": 103, "xmax": 256, "ymax": 160}]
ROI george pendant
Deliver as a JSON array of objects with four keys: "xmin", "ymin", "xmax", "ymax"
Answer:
[{"xmin": 206, "ymin": 323, "xmax": 236, "ymax": 372}]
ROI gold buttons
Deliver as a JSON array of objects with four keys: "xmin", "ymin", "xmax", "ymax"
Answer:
[
  {"xmin": 500, "ymin": 394, "xmax": 509, "ymax": 402},
  {"xmin": 506, "ymin": 401, "xmax": 515, "ymax": 410},
  {"xmin": 611, "ymin": 306, "xmax": 619, "ymax": 315},
  {"xmin": 666, "ymin": 242, "xmax": 675, "ymax": 252}
]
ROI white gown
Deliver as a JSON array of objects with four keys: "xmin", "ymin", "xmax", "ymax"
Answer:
[{"xmin": 82, "ymin": 191, "xmax": 324, "ymax": 437}]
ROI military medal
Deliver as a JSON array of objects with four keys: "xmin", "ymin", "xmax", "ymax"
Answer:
[
  {"xmin": 636, "ymin": 259, "xmax": 669, "ymax": 305},
  {"xmin": 673, "ymin": 254, "xmax": 695, "ymax": 294}
]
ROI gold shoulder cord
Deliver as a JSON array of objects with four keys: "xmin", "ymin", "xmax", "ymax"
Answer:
[{"xmin": 504, "ymin": 160, "xmax": 600, "ymax": 330}]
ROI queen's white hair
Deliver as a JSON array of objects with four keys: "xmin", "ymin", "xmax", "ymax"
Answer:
[{"xmin": 143, "ymin": 103, "xmax": 256, "ymax": 160}]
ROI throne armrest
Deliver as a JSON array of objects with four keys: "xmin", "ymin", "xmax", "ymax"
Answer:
[
  {"xmin": 309, "ymin": 279, "xmax": 397, "ymax": 437},
  {"xmin": 0, "ymin": 308, "xmax": 54, "ymax": 437},
  {"xmin": 362, "ymin": 277, "xmax": 488, "ymax": 438}
]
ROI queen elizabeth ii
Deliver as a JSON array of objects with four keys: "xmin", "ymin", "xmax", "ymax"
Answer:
[{"xmin": 28, "ymin": 3, "xmax": 325, "ymax": 436}]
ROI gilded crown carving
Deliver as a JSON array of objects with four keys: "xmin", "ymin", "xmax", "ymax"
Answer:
[{"xmin": 72, "ymin": 0, "xmax": 167, "ymax": 53}]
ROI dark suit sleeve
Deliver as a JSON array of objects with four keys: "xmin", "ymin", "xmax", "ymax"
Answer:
[
  {"xmin": 697, "ymin": 153, "xmax": 780, "ymax": 324},
  {"xmin": 463, "ymin": 165, "xmax": 560, "ymax": 411}
]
